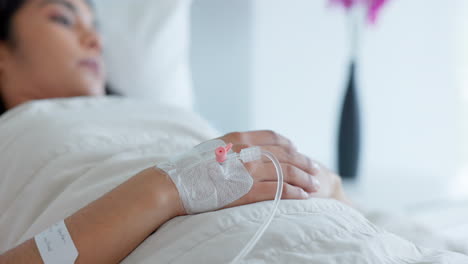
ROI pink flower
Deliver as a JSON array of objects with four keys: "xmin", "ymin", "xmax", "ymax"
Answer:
[
  {"xmin": 330, "ymin": 0, "xmax": 389, "ymax": 24},
  {"xmin": 367, "ymin": 0, "xmax": 388, "ymax": 23}
]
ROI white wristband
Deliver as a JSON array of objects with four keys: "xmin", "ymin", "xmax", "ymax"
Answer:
[{"xmin": 34, "ymin": 220, "xmax": 78, "ymax": 264}]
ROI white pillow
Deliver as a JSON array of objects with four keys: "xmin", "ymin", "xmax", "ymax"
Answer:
[{"xmin": 93, "ymin": 0, "xmax": 194, "ymax": 110}]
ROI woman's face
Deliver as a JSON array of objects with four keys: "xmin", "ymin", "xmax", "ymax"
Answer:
[{"xmin": 0, "ymin": 0, "xmax": 105, "ymax": 109}]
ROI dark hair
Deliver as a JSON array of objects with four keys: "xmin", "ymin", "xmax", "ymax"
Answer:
[
  {"xmin": 0, "ymin": 0, "xmax": 27, "ymax": 42},
  {"xmin": 0, "ymin": 0, "xmax": 27, "ymax": 116},
  {"xmin": 0, "ymin": 0, "xmax": 120, "ymax": 116}
]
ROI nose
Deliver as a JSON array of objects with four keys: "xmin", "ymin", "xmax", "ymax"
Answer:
[{"xmin": 80, "ymin": 28, "xmax": 103, "ymax": 55}]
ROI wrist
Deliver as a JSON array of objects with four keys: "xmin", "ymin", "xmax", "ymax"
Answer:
[{"xmin": 141, "ymin": 167, "xmax": 186, "ymax": 218}]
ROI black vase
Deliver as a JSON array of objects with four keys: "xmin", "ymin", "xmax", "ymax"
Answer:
[{"xmin": 338, "ymin": 61, "xmax": 360, "ymax": 179}]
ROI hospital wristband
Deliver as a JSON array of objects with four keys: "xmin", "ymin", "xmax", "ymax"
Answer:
[{"xmin": 34, "ymin": 220, "xmax": 78, "ymax": 264}]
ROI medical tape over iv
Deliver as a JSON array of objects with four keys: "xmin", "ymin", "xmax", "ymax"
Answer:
[
  {"xmin": 34, "ymin": 220, "xmax": 78, "ymax": 264},
  {"xmin": 157, "ymin": 139, "xmax": 261, "ymax": 214},
  {"xmin": 157, "ymin": 139, "xmax": 284, "ymax": 263}
]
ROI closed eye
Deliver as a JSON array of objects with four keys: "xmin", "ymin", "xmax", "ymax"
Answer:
[
  {"xmin": 50, "ymin": 13, "xmax": 74, "ymax": 27},
  {"xmin": 41, "ymin": 0, "xmax": 97, "ymax": 30}
]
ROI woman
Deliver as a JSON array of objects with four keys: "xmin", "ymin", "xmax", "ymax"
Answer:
[{"xmin": 0, "ymin": 0, "xmax": 352, "ymax": 263}]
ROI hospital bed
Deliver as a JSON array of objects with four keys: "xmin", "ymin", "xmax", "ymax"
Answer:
[{"xmin": 0, "ymin": 0, "xmax": 467, "ymax": 263}]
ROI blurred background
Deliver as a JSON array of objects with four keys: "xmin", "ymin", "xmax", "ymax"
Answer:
[{"xmin": 190, "ymin": 0, "xmax": 468, "ymax": 210}]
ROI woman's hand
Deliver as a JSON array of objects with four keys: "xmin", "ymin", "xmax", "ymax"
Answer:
[{"xmin": 218, "ymin": 131, "xmax": 353, "ymax": 208}]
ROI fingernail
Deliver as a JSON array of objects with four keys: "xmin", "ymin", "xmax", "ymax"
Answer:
[
  {"xmin": 312, "ymin": 177, "xmax": 321, "ymax": 190},
  {"xmin": 301, "ymin": 189, "xmax": 309, "ymax": 199}
]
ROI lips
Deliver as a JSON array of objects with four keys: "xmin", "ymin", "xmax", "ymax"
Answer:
[{"xmin": 78, "ymin": 58, "xmax": 102, "ymax": 78}]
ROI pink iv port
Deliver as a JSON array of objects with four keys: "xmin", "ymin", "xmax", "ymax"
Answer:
[{"xmin": 215, "ymin": 143, "xmax": 233, "ymax": 163}]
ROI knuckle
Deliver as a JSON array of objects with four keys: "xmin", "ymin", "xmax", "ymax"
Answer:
[
  {"xmin": 265, "ymin": 130, "xmax": 278, "ymax": 139},
  {"xmin": 287, "ymin": 139, "xmax": 297, "ymax": 151},
  {"xmin": 277, "ymin": 133, "xmax": 297, "ymax": 151},
  {"xmin": 285, "ymin": 164, "xmax": 296, "ymax": 179},
  {"xmin": 228, "ymin": 131, "xmax": 242, "ymax": 141},
  {"xmin": 284, "ymin": 145, "xmax": 296, "ymax": 155}
]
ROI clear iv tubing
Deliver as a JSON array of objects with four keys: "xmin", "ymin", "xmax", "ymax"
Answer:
[{"xmin": 230, "ymin": 150, "xmax": 284, "ymax": 264}]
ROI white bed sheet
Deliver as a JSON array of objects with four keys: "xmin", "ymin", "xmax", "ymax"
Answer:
[
  {"xmin": 0, "ymin": 97, "xmax": 466, "ymax": 263},
  {"xmin": 363, "ymin": 199, "xmax": 468, "ymax": 255},
  {"xmin": 344, "ymin": 177, "xmax": 468, "ymax": 255}
]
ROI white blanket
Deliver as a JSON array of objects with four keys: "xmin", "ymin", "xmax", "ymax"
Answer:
[{"xmin": 0, "ymin": 97, "xmax": 466, "ymax": 263}]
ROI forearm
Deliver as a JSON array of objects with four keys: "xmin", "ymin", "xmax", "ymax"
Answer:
[{"xmin": 0, "ymin": 167, "xmax": 183, "ymax": 264}]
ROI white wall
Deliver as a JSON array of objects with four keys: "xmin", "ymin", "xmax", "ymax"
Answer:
[
  {"xmin": 251, "ymin": 0, "xmax": 462, "ymax": 186},
  {"xmin": 191, "ymin": 0, "xmax": 254, "ymax": 133},
  {"xmin": 191, "ymin": 0, "xmax": 466, "ymax": 201},
  {"xmin": 454, "ymin": 0, "xmax": 468, "ymax": 198},
  {"xmin": 251, "ymin": 0, "xmax": 347, "ymax": 171}
]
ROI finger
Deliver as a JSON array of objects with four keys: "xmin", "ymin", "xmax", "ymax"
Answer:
[
  {"xmin": 223, "ymin": 131, "xmax": 297, "ymax": 151},
  {"xmin": 260, "ymin": 145, "xmax": 320, "ymax": 176},
  {"xmin": 225, "ymin": 182, "xmax": 309, "ymax": 208},
  {"xmin": 255, "ymin": 163, "xmax": 321, "ymax": 193},
  {"xmin": 230, "ymin": 144, "xmax": 320, "ymax": 192},
  {"xmin": 245, "ymin": 130, "xmax": 295, "ymax": 148}
]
